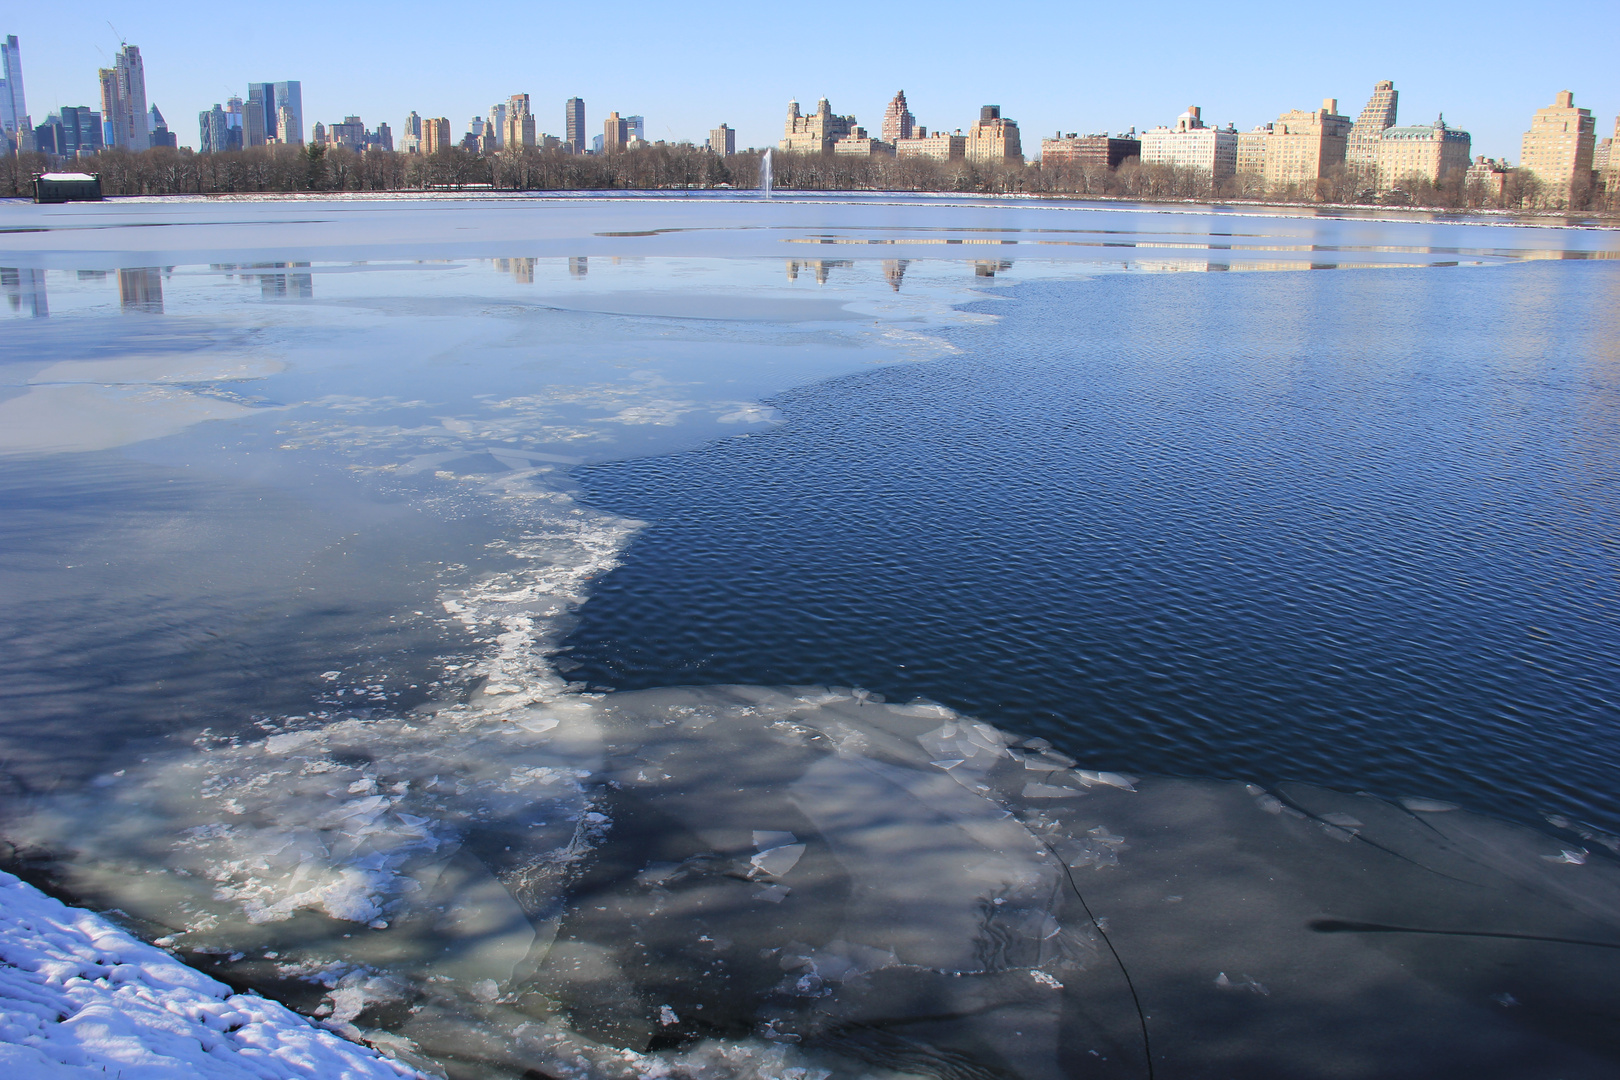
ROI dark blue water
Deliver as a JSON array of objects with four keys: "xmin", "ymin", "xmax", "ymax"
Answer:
[{"xmin": 562, "ymin": 264, "xmax": 1620, "ymax": 831}]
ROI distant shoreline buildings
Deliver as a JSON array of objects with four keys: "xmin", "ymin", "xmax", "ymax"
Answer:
[{"xmin": 2, "ymin": 29, "xmax": 1615, "ymax": 210}]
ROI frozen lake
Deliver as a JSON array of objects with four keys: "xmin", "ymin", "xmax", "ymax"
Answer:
[{"xmin": 3, "ymin": 193, "xmax": 1620, "ymax": 1078}]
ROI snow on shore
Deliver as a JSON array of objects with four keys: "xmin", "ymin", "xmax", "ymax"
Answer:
[{"xmin": 0, "ymin": 870, "xmax": 423, "ymax": 1079}]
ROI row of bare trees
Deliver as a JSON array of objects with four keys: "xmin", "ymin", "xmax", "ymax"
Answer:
[{"xmin": 2, "ymin": 143, "xmax": 1615, "ymax": 213}]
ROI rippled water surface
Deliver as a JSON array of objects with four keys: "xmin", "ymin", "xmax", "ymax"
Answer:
[{"xmin": 567, "ymin": 263, "xmax": 1620, "ymax": 830}]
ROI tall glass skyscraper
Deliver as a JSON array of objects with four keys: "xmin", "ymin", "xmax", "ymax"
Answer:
[
  {"xmin": 565, "ymin": 97, "xmax": 585, "ymax": 153},
  {"xmin": 247, "ymin": 81, "xmax": 302, "ymax": 144},
  {"xmin": 248, "ymin": 83, "xmax": 276, "ymax": 140},
  {"xmin": 59, "ymin": 106, "xmax": 102, "ymax": 157},
  {"xmin": 99, "ymin": 44, "xmax": 149, "ymax": 151},
  {"xmin": 1, "ymin": 35, "xmax": 31, "ymax": 145},
  {"xmin": 273, "ymin": 81, "xmax": 303, "ymax": 145}
]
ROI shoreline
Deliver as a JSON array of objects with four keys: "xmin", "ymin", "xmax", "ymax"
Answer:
[{"xmin": 6, "ymin": 187, "xmax": 1618, "ymax": 229}]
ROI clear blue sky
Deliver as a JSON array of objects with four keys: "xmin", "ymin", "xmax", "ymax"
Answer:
[{"xmin": 12, "ymin": 1, "xmax": 1619, "ymax": 161}]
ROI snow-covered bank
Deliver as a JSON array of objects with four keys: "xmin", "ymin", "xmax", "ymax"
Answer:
[{"xmin": 0, "ymin": 870, "xmax": 423, "ymax": 1079}]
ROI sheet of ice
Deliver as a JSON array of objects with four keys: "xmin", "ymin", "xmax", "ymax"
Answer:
[
  {"xmin": 0, "ymin": 383, "xmax": 258, "ymax": 454},
  {"xmin": 4, "ymin": 194, "xmax": 1617, "ymax": 272},
  {"xmin": 12, "ymin": 680, "xmax": 1620, "ymax": 1078},
  {"xmin": 29, "ymin": 355, "xmax": 287, "ymax": 384},
  {"xmin": 0, "ymin": 869, "xmax": 421, "ymax": 1078},
  {"xmin": 1, "ymin": 254, "xmax": 983, "ymax": 459}
]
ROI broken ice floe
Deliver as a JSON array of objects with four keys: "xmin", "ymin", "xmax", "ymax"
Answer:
[
  {"xmin": 1214, "ymin": 971, "xmax": 1270, "ymax": 996},
  {"xmin": 12, "ymin": 679, "xmax": 1620, "ymax": 1079}
]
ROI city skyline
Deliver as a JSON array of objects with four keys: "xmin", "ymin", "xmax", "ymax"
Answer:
[{"xmin": 4, "ymin": 1, "xmax": 1618, "ymax": 163}]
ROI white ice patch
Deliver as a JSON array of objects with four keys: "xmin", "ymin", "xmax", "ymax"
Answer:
[
  {"xmin": 29, "ymin": 354, "xmax": 287, "ymax": 385},
  {"xmin": 0, "ymin": 383, "xmax": 257, "ymax": 455},
  {"xmin": 436, "ymin": 483, "xmax": 640, "ymax": 716},
  {"xmin": 717, "ymin": 404, "xmax": 781, "ymax": 425}
]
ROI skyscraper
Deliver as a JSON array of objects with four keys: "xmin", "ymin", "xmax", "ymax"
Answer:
[
  {"xmin": 506, "ymin": 94, "xmax": 535, "ymax": 148},
  {"xmin": 0, "ymin": 35, "xmax": 30, "ymax": 147},
  {"xmin": 243, "ymin": 97, "xmax": 266, "ymax": 147},
  {"xmin": 882, "ymin": 90, "xmax": 914, "ymax": 143},
  {"xmin": 966, "ymin": 105, "xmax": 1023, "ymax": 164},
  {"xmin": 273, "ymin": 81, "xmax": 303, "ymax": 145},
  {"xmin": 99, "ymin": 44, "xmax": 149, "ymax": 151},
  {"xmin": 224, "ymin": 97, "xmax": 245, "ymax": 151},
  {"xmin": 422, "ymin": 117, "xmax": 451, "ymax": 155},
  {"xmin": 276, "ymin": 105, "xmax": 298, "ymax": 146},
  {"xmin": 708, "ymin": 124, "xmax": 735, "ymax": 155},
  {"xmin": 248, "ymin": 83, "xmax": 276, "ymax": 140},
  {"xmin": 401, "ymin": 111, "xmax": 422, "ymax": 153},
  {"xmin": 781, "ymin": 98, "xmax": 855, "ymax": 154},
  {"xmin": 1262, "ymin": 99, "xmax": 1353, "ymax": 193},
  {"xmin": 1519, "ymin": 91, "xmax": 1596, "ymax": 208},
  {"xmin": 149, "ymin": 104, "xmax": 177, "ymax": 149},
  {"xmin": 58, "ymin": 106, "xmax": 102, "ymax": 157},
  {"xmin": 1347, "ymin": 81, "xmax": 1398, "ymax": 176},
  {"xmin": 488, "ymin": 102, "xmax": 507, "ymax": 149},
  {"xmin": 565, "ymin": 97, "xmax": 584, "ymax": 153},
  {"xmin": 625, "ymin": 115, "xmax": 644, "ymax": 143},
  {"xmin": 199, "ymin": 104, "xmax": 228, "ymax": 154},
  {"xmin": 1604, "ymin": 115, "xmax": 1620, "ymax": 193},
  {"xmin": 603, "ymin": 111, "xmax": 628, "ymax": 152}
]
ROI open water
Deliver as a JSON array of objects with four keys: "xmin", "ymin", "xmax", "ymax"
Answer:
[
  {"xmin": 2, "ymin": 193, "xmax": 1619, "ymax": 1079},
  {"xmin": 565, "ymin": 262, "xmax": 1620, "ymax": 830}
]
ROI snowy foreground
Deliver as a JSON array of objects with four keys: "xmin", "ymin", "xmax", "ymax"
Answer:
[{"xmin": 0, "ymin": 870, "xmax": 422, "ymax": 1079}]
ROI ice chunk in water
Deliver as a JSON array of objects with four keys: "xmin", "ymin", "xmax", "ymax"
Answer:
[
  {"xmin": 750, "ymin": 843, "xmax": 806, "ymax": 878},
  {"xmin": 1399, "ymin": 796, "xmax": 1459, "ymax": 812},
  {"xmin": 1023, "ymin": 782, "xmax": 1084, "ymax": 798},
  {"xmin": 1077, "ymin": 770, "xmax": 1137, "ymax": 791},
  {"xmin": 1545, "ymin": 849, "xmax": 1589, "ymax": 865},
  {"xmin": 1215, "ymin": 972, "xmax": 1270, "ymax": 996},
  {"xmin": 753, "ymin": 830, "xmax": 798, "ymax": 850}
]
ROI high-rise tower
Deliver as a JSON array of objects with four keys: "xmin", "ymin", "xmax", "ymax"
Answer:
[
  {"xmin": 1347, "ymin": 80, "xmax": 1398, "ymax": 175},
  {"xmin": 603, "ymin": 111, "xmax": 628, "ymax": 153},
  {"xmin": 0, "ymin": 35, "xmax": 30, "ymax": 144},
  {"xmin": 505, "ymin": 94, "xmax": 535, "ymax": 148},
  {"xmin": 1520, "ymin": 91, "xmax": 1596, "ymax": 208},
  {"xmin": 273, "ymin": 81, "xmax": 303, "ymax": 144},
  {"xmin": 99, "ymin": 44, "xmax": 149, "ymax": 151},
  {"xmin": 488, "ymin": 102, "xmax": 507, "ymax": 149},
  {"xmin": 881, "ymin": 90, "xmax": 914, "ymax": 144},
  {"xmin": 565, "ymin": 97, "xmax": 585, "ymax": 153},
  {"xmin": 248, "ymin": 83, "xmax": 276, "ymax": 141}
]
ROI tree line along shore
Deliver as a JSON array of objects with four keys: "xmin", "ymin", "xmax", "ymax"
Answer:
[{"xmin": 3, "ymin": 142, "xmax": 1616, "ymax": 215}]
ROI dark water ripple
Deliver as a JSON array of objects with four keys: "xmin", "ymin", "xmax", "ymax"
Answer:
[{"xmin": 564, "ymin": 264, "xmax": 1620, "ymax": 831}]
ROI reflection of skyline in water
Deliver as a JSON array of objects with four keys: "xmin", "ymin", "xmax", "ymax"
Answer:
[
  {"xmin": 1, "ymin": 267, "xmax": 48, "ymax": 316},
  {"xmin": 787, "ymin": 258, "xmax": 853, "ymax": 284},
  {"xmin": 117, "ymin": 267, "xmax": 164, "ymax": 313},
  {"xmin": 214, "ymin": 262, "xmax": 315, "ymax": 300},
  {"xmin": 495, "ymin": 257, "xmax": 536, "ymax": 283}
]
